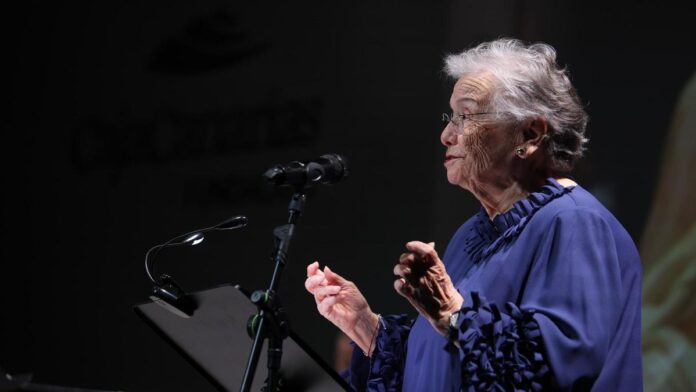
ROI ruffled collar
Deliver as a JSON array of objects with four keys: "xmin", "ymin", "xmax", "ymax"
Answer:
[{"xmin": 463, "ymin": 178, "xmax": 574, "ymax": 262}]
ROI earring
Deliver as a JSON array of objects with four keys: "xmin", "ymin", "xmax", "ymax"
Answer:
[{"xmin": 515, "ymin": 147, "xmax": 525, "ymax": 157}]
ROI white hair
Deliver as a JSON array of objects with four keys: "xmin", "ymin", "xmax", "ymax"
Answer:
[{"xmin": 445, "ymin": 38, "xmax": 589, "ymax": 173}]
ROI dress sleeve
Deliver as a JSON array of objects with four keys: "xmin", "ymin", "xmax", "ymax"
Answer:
[
  {"xmin": 345, "ymin": 314, "xmax": 412, "ymax": 392},
  {"xmin": 454, "ymin": 291, "xmax": 550, "ymax": 390},
  {"xmin": 452, "ymin": 208, "xmax": 624, "ymax": 390}
]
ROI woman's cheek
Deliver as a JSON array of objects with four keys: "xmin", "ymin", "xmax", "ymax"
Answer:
[{"xmin": 462, "ymin": 129, "xmax": 492, "ymax": 175}]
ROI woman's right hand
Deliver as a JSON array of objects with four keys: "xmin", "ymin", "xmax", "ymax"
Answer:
[{"xmin": 305, "ymin": 261, "xmax": 380, "ymax": 355}]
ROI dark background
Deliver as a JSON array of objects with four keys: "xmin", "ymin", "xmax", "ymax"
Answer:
[{"xmin": 2, "ymin": 1, "xmax": 694, "ymax": 391}]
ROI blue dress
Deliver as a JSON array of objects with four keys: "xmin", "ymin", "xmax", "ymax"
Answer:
[{"xmin": 347, "ymin": 179, "xmax": 642, "ymax": 391}]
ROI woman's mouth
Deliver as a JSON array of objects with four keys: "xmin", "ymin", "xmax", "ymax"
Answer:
[{"xmin": 444, "ymin": 155, "xmax": 463, "ymax": 164}]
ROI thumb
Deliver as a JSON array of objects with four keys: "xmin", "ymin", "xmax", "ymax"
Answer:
[
  {"xmin": 427, "ymin": 242, "xmax": 435, "ymax": 249},
  {"xmin": 324, "ymin": 266, "xmax": 347, "ymax": 284},
  {"xmin": 394, "ymin": 278, "xmax": 413, "ymax": 298}
]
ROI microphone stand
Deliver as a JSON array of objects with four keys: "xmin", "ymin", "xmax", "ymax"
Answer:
[{"xmin": 240, "ymin": 191, "xmax": 306, "ymax": 392}]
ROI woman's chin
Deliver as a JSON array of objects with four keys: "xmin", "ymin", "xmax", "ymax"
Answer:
[
  {"xmin": 445, "ymin": 170, "xmax": 459, "ymax": 185},
  {"xmin": 446, "ymin": 171, "xmax": 470, "ymax": 189}
]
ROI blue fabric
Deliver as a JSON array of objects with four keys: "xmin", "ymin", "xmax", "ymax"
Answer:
[
  {"xmin": 348, "ymin": 315, "xmax": 412, "ymax": 392},
  {"xmin": 347, "ymin": 178, "xmax": 642, "ymax": 391}
]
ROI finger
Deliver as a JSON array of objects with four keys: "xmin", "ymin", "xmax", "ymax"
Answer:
[
  {"xmin": 393, "ymin": 277, "xmax": 404, "ymax": 293},
  {"xmin": 324, "ymin": 266, "xmax": 347, "ymax": 285},
  {"xmin": 393, "ymin": 278, "xmax": 413, "ymax": 298},
  {"xmin": 317, "ymin": 294, "xmax": 338, "ymax": 316},
  {"xmin": 393, "ymin": 263, "xmax": 410, "ymax": 278},
  {"xmin": 313, "ymin": 285, "xmax": 341, "ymax": 302},
  {"xmin": 305, "ymin": 274, "xmax": 327, "ymax": 292},
  {"xmin": 399, "ymin": 252, "xmax": 416, "ymax": 265},
  {"xmin": 307, "ymin": 261, "xmax": 320, "ymax": 278},
  {"xmin": 405, "ymin": 241, "xmax": 438, "ymax": 264},
  {"xmin": 398, "ymin": 252, "xmax": 426, "ymax": 280},
  {"xmin": 405, "ymin": 240, "xmax": 436, "ymax": 255},
  {"xmin": 315, "ymin": 268, "xmax": 326, "ymax": 282},
  {"xmin": 304, "ymin": 277, "xmax": 315, "ymax": 293}
]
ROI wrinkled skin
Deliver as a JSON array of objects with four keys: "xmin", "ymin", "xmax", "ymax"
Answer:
[
  {"xmin": 305, "ymin": 72, "xmax": 551, "ymax": 354},
  {"xmin": 392, "ymin": 241, "xmax": 463, "ymax": 334},
  {"xmin": 305, "ymin": 262, "xmax": 380, "ymax": 354},
  {"xmin": 442, "ymin": 73, "xmax": 547, "ymax": 216}
]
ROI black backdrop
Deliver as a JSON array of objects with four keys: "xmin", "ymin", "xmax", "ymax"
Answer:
[{"xmin": 3, "ymin": 1, "xmax": 695, "ymax": 391}]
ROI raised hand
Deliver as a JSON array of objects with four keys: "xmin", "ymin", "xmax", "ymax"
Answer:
[
  {"xmin": 305, "ymin": 261, "xmax": 380, "ymax": 355},
  {"xmin": 393, "ymin": 241, "xmax": 463, "ymax": 335}
]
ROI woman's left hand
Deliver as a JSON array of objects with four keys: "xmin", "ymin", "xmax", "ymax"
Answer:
[{"xmin": 393, "ymin": 241, "xmax": 464, "ymax": 335}]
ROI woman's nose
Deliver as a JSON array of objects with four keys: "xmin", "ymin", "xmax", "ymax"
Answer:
[{"xmin": 440, "ymin": 123, "xmax": 456, "ymax": 146}]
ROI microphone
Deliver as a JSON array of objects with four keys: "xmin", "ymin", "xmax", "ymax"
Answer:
[
  {"xmin": 213, "ymin": 215, "xmax": 248, "ymax": 230},
  {"xmin": 144, "ymin": 215, "xmax": 248, "ymax": 318},
  {"xmin": 262, "ymin": 153, "xmax": 348, "ymax": 187}
]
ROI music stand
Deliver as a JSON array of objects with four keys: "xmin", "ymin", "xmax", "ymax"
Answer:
[
  {"xmin": 0, "ymin": 368, "xmax": 123, "ymax": 392},
  {"xmin": 134, "ymin": 284, "xmax": 353, "ymax": 392}
]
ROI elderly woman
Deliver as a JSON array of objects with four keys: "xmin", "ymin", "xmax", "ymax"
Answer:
[{"xmin": 305, "ymin": 39, "xmax": 642, "ymax": 391}]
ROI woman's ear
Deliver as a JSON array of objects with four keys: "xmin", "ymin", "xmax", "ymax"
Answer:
[{"xmin": 521, "ymin": 117, "xmax": 548, "ymax": 154}]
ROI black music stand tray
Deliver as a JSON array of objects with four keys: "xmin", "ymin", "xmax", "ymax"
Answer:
[{"xmin": 134, "ymin": 284, "xmax": 353, "ymax": 392}]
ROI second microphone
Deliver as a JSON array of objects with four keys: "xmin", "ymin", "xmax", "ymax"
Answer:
[{"xmin": 262, "ymin": 154, "xmax": 348, "ymax": 188}]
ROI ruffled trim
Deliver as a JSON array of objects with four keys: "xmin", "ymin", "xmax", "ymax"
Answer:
[
  {"xmin": 463, "ymin": 178, "xmax": 574, "ymax": 263},
  {"xmin": 366, "ymin": 314, "xmax": 412, "ymax": 392},
  {"xmin": 455, "ymin": 292, "xmax": 550, "ymax": 391},
  {"xmin": 348, "ymin": 314, "xmax": 412, "ymax": 392}
]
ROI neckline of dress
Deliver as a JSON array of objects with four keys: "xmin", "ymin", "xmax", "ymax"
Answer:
[
  {"xmin": 479, "ymin": 177, "xmax": 573, "ymax": 235},
  {"xmin": 463, "ymin": 178, "xmax": 575, "ymax": 262}
]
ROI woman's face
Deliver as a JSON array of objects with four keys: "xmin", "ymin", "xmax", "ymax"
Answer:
[{"xmin": 440, "ymin": 74, "xmax": 520, "ymax": 192}]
